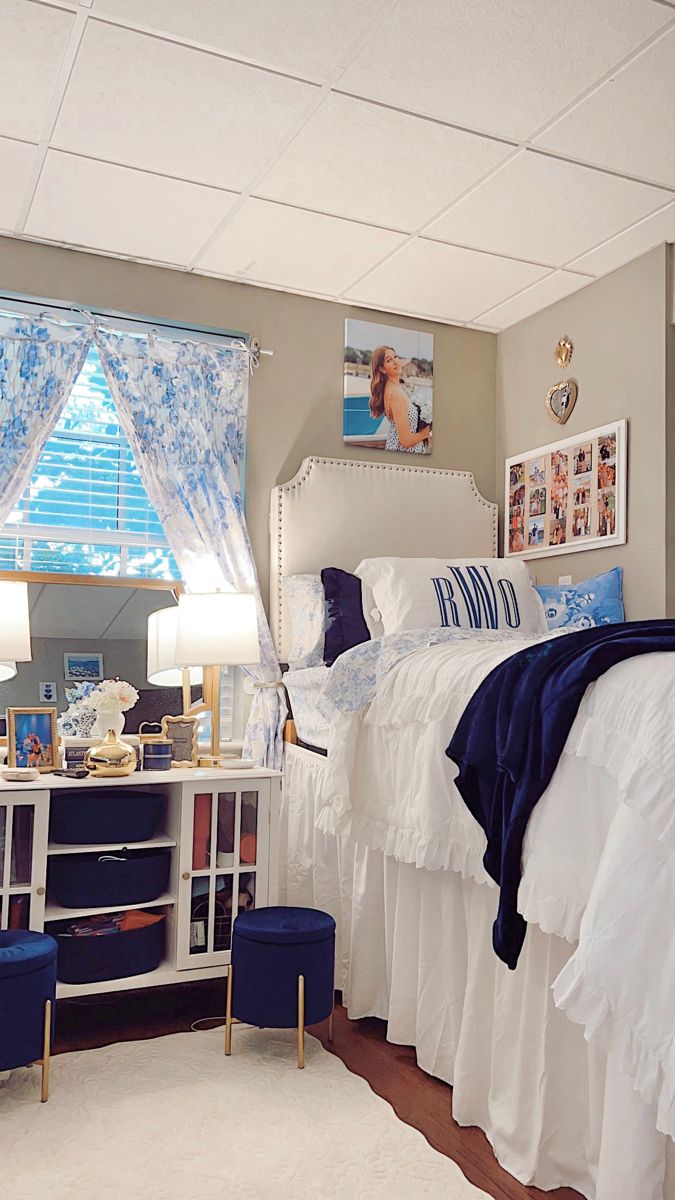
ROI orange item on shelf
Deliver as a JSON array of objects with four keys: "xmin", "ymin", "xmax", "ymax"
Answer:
[
  {"xmin": 192, "ymin": 793, "xmax": 212, "ymax": 869},
  {"xmin": 120, "ymin": 909, "xmax": 165, "ymax": 932},
  {"xmin": 240, "ymin": 833, "xmax": 257, "ymax": 864}
]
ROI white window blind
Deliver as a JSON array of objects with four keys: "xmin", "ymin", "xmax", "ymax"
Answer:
[
  {"xmin": 0, "ymin": 343, "xmax": 180, "ymax": 580},
  {"xmin": 198, "ymin": 670, "xmax": 235, "ymax": 746}
]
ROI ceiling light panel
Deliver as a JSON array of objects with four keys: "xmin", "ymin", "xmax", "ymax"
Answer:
[
  {"xmin": 339, "ymin": 0, "xmax": 670, "ymax": 141},
  {"xmin": 26, "ymin": 151, "xmax": 237, "ymax": 265},
  {"xmin": 91, "ymin": 0, "xmax": 387, "ymax": 82},
  {"xmin": 52, "ymin": 20, "xmax": 317, "ymax": 190},
  {"xmin": 427, "ymin": 150, "xmax": 670, "ymax": 266},
  {"xmin": 258, "ymin": 92, "xmax": 513, "ymax": 231},
  {"xmin": 345, "ymin": 238, "xmax": 549, "ymax": 322},
  {"xmin": 0, "ymin": 0, "xmax": 75, "ymax": 143},
  {"xmin": 0, "ymin": 137, "xmax": 38, "ymax": 231},
  {"xmin": 476, "ymin": 270, "xmax": 591, "ymax": 328},
  {"xmin": 535, "ymin": 28, "xmax": 675, "ymax": 187},
  {"xmin": 199, "ymin": 198, "xmax": 406, "ymax": 295}
]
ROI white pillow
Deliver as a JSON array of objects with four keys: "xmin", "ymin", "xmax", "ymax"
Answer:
[
  {"xmin": 283, "ymin": 574, "xmax": 326, "ymax": 667},
  {"xmin": 355, "ymin": 557, "xmax": 546, "ymax": 636}
]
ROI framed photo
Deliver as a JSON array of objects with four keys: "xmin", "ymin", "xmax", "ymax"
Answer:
[
  {"xmin": 505, "ymin": 419, "xmax": 627, "ymax": 560},
  {"xmin": 343, "ymin": 318, "xmax": 433, "ymax": 454},
  {"xmin": 64, "ymin": 652, "xmax": 103, "ymax": 681},
  {"xmin": 7, "ymin": 707, "xmax": 59, "ymax": 772},
  {"xmin": 160, "ymin": 714, "xmax": 199, "ymax": 767}
]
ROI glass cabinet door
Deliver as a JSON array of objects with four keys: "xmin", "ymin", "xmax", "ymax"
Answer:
[
  {"xmin": 0, "ymin": 794, "xmax": 48, "ymax": 932},
  {"xmin": 177, "ymin": 780, "xmax": 270, "ymax": 970}
]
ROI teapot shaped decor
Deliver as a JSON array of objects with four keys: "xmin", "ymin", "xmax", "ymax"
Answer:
[{"xmin": 84, "ymin": 729, "xmax": 137, "ymax": 777}]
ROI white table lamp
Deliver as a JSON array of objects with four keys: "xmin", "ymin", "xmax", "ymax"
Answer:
[
  {"xmin": 147, "ymin": 607, "xmax": 203, "ymax": 713},
  {"xmin": 0, "ymin": 662, "xmax": 17, "ymax": 683},
  {"xmin": 0, "ymin": 581, "xmax": 31, "ymax": 663},
  {"xmin": 174, "ymin": 592, "xmax": 260, "ymax": 755}
]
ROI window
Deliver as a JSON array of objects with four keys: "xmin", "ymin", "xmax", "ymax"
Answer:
[{"xmin": 0, "ymin": 343, "xmax": 180, "ymax": 580}]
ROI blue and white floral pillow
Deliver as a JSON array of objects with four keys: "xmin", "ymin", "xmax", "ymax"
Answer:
[
  {"xmin": 536, "ymin": 567, "xmax": 624, "ymax": 630},
  {"xmin": 283, "ymin": 574, "xmax": 326, "ymax": 667}
]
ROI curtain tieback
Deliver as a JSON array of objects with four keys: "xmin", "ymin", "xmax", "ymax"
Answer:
[{"xmin": 244, "ymin": 679, "xmax": 285, "ymax": 695}]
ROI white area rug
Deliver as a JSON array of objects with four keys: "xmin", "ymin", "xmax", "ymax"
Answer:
[{"xmin": 0, "ymin": 1026, "xmax": 491, "ymax": 1199}]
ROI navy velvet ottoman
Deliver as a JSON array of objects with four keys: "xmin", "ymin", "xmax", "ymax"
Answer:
[
  {"xmin": 0, "ymin": 930, "xmax": 57, "ymax": 1101},
  {"xmin": 226, "ymin": 906, "xmax": 336, "ymax": 1069}
]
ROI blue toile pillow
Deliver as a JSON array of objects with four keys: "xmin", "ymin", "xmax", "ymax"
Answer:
[
  {"xmin": 536, "ymin": 567, "xmax": 624, "ymax": 630},
  {"xmin": 321, "ymin": 567, "xmax": 371, "ymax": 666}
]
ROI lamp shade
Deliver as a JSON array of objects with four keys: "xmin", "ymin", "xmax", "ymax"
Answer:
[
  {"xmin": 147, "ymin": 607, "xmax": 203, "ymax": 687},
  {"xmin": 0, "ymin": 662, "xmax": 17, "ymax": 683},
  {"xmin": 0, "ymin": 581, "xmax": 31, "ymax": 662},
  {"xmin": 174, "ymin": 592, "xmax": 260, "ymax": 667}
]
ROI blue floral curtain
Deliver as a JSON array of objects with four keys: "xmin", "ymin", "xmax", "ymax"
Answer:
[
  {"xmin": 95, "ymin": 328, "xmax": 286, "ymax": 768},
  {"xmin": 0, "ymin": 315, "xmax": 93, "ymax": 525}
]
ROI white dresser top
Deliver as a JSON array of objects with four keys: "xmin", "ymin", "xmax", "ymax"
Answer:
[{"xmin": 0, "ymin": 766, "xmax": 281, "ymax": 792}]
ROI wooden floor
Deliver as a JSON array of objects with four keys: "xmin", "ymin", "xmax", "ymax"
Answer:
[{"xmin": 54, "ymin": 981, "xmax": 583, "ymax": 1200}]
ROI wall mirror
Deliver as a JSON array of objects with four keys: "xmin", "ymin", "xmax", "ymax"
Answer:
[{"xmin": 0, "ymin": 573, "xmax": 242, "ymax": 749}]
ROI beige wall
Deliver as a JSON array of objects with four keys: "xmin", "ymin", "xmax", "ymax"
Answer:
[
  {"xmin": 496, "ymin": 246, "xmax": 670, "ymax": 619},
  {"xmin": 0, "ymin": 236, "xmax": 497, "ymax": 608}
]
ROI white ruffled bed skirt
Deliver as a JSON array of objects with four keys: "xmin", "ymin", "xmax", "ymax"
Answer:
[{"xmin": 280, "ymin": 745, "xmax": 675, "ymax": 1200}]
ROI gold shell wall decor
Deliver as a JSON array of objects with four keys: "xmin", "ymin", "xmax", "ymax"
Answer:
[
  {"xmin": 554, "ymin": 335, "xmax": 573, "ymax": 369},
  {"xmin": 546, "ymin": 379, "xmax": 578, "ymax": 425}
]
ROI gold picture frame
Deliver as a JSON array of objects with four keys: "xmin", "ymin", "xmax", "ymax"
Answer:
[
  {"xmin": 545, "ymin": 378, "xmax": 578, "ymax": 425},
  {"xmin": 160, "ymin": 714, "xmax": 199, "ymax": 768},
  {"xmin": 7, "ymin": 707, "xmax": 59, "ymax": 772}
]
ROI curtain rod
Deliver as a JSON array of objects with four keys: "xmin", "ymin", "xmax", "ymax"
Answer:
[{"xmin": 0, "ymin": 296, "xmax": 274, "ymax": 369}]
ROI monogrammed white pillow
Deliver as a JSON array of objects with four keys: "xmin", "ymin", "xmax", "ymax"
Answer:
[{"xmin": 355, "ymin": 557, "xmax": 547, "ymax": 636}]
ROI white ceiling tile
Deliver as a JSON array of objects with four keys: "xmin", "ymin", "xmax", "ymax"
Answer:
[
  {"xmin": 29, "ymin": 583, "xmax": 130, "ymax": 639},
  {"xmin": 345, "ymin": 239, "xmax": 549, "ymax": 322},
  {"xmin": 535, "ymin": 28, "xmax": 675, "ymax": 187},
  {"xmin": 91, "ymin": 0, "xmax": 385, "ymax": 82},
  {"xmin": 257, "ymin": 92, "xmax": 512, "ymax": 231},
  {"xmin": 476, "ymin": 270, "xmax": 591, "ymax": 328},
  {"xmin": 25, "ymin": 151, "xmax": 236, "ymax": 265},
  {"xmin": 339, "ymin": 0, "xmax": 670, "ymax": 141},
  {"xmin": 426, "ymin": 151, "xmax": 671, "ymax": 266},
  {"xmin": 0, "ymin": 0, "xmax": 75, "ymax": 142},
  {"xmin": 103, "ymin": 587, "xmax": 174, "ymax": 640},
  {"xmin": 569, "ymin": 202, "xmax": 675, "ymax": 276},
  {"xmin": 52, "ymin": 21, "xmax": 316, "ymax": 190},
  {"xmin": 0, "ymin": 137, "xmax": 37, "ymax": 231},
  {"xmin": 199, "ymin": 199, "xmax": 405, "ymax": 296}
]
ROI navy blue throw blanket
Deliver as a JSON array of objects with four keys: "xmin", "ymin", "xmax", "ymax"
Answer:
[{"xmin": 446, "ymin": 620, "xmax": 675, "ymax": 970}]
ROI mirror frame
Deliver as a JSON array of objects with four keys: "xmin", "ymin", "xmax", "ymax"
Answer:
[
  {"xmin": 0, "ymin": 570, "xmax": 182, "ymax": 593},
  {"xmin": 0, "ymin": 572, "xmax": 184, "ymax": 748}
]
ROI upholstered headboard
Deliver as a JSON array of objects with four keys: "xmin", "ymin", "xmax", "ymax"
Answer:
[{"xmin": 270, "ymin": 456, "xmax": 498, "ymax": 661}]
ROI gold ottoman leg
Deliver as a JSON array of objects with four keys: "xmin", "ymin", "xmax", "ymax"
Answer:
[
  {"xmin": 224, "ymin": 966, "xmax": 233, "ymax": 1056},
  {"xmin": 297, "ymin": 975, "xmax": 305, "ymax": 1070},
  {"xmin": 41, "ymin": 999, "xmax": 52, "ymax": 1103}
]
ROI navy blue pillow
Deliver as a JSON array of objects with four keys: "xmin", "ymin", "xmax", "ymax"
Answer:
[{"xmin": 321, "ymin": 567, "xmax": 371, "ymax": 666}]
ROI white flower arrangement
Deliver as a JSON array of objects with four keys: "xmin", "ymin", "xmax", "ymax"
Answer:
[{"xmin": 89, "ymin": 679, "xmax": 140, "ymax": 715}]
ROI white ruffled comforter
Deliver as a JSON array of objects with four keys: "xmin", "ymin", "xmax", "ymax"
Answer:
[{"xmin": 315, "ymin": 633, "xmax": 675, "ymax": 1139}]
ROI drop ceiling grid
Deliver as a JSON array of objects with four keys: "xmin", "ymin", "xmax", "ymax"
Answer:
[{"xmin": 5, "ymin": 0, "xmax": 675, "ymax": 328}]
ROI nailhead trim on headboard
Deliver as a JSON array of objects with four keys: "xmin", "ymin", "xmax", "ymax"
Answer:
[{"xmin": 271, "ymin": 456, "xmax": 499, "ymax": 657}]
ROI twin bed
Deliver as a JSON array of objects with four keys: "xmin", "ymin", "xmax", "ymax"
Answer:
[{"xmin": 271, "ymin": 456, "xmax": 674, "ymax": 1200}]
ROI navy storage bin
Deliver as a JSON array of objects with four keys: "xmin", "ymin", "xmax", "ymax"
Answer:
[
  {"xmin": 51, "ymin": 913, "xmax": 165, "ymax": 984},
  {"xmin": 49, "ymin": 789, "xmax": 164, "ymax": 845},
  {"xmin": 48, "ymin": 849, "xmax": 170, "ymax": 909}
]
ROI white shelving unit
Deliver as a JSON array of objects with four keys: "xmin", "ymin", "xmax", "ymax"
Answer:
[
  {"xmin": 44, "ymin": 893, "xmax": 176, "ymax": 922},
  {"xmin": 0, "ymin": 768, "xmax": 281, "ymax": 999},
  {"xmin": 47, "ymin": 834, "xmax": 177, "ymax": 856}
]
